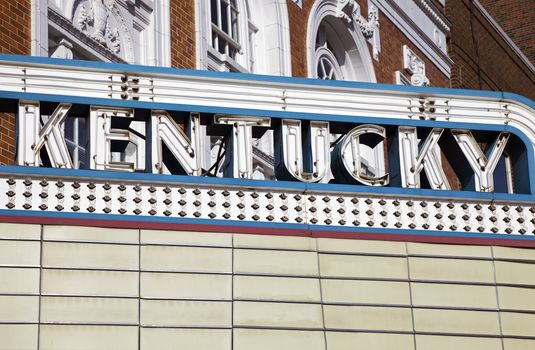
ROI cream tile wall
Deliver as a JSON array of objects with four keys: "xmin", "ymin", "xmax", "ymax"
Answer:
[{"xmin": 2, "ymin": 223, "xmax": 535, "ymax": 349}]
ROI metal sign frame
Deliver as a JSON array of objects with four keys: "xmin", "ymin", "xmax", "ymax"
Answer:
[{"xmin": 0, "ymin": 54, "xmax": 534, "ymax": 245}]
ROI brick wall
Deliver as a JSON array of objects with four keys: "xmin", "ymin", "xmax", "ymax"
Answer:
[
  {"xmin": 376, "ymin": 14, "xmax": 449, "ymax": 87},
  {"xmin": 446, "ymin": 0, "xmax": 535, "ymax": 100},
  {"xmin": 287, "ymin": 0, "xmax": 310, "ymax": 78},
  {"xmin": 0, "ymin": 0, "xmax": 31, "ymax": 165},
  {"xmin": 478, "ymin": 0, "xmax": 535, "ymax": 66},
  {"xmin": 429, "ymin": 0, "xmax": 446, "ymax": 12},
  {"xmin": 288, "ymin": 0, "xmax": 449, "ymax": 87},
  {"xmin": 0, "ymin": 0, "xmax": 31, "ymax": 55},
  {"xmin": 170, "ymin": 0, "xmax": 196, "ymax": 69}
]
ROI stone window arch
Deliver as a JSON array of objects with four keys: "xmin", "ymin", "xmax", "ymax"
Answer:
[{"xmin": 307, "ymin": 0, "xmax": 378, "ymax": 82}]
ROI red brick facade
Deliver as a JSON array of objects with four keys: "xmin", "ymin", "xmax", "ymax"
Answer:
[
  {"xmin": 0, "ymin": 0, "xmax": 31, "ymax": 55},
  {"xmin": 375, "ymin": 15, "xmax": 449, "ymax": 87},
  {"xmin": 170, "ymin": 0, "xmax": 196, "ymax": 69},
  {"xmin": 164, "ymin": 0, "xmax": 535, "ymax": 97},
  {"xmin": 479, "ymin": 0, "xmax": 535, "ymax": 66},
  {"xmin": 446, "ymin": 0, "xmax": 535, "ymax": 100},
  {"xmin": 287, "ymin": 2, "xmax": 307, "ymax": 78},
  {"xmin": 287, "ymin": 0, "xmax": 449, "ymax": 86},
  {"xmin": 0, "ymin": 0, "xmax": 31, "ymax": 165}
]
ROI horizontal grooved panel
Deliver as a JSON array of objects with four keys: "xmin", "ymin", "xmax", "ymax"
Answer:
[
  {"xmin": 140, "ymin": 328, "xmax": 231, "ymax": 350},
  {"xmin": 40, "ymin": 297, "xmax": 139, "ymax": 324},
  {"xmin": 2, "ymin": 224, "xmax": 535, "ymax": 348},
  {"xmin": 413, "ymin": 309, "xmax": 501, "ymax": 335},
  {"xmin": 42, "ymin": 242, "xmax": 139, "ymax": 270}
]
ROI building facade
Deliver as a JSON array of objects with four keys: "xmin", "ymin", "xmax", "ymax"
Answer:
[
  {"xmin": 447, "ymin": 0, "xmax": 535, "ymax": 100},
  {"xmin": 0, "ymin": 1, "xmax": 535, "ymax": 350}
]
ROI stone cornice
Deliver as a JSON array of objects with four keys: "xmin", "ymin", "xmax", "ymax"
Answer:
[{"xmin": 48, "ymin": 7, "xmax": 127, "ymax": 64}]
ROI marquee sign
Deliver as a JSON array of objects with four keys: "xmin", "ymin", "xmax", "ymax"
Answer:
[{"xmin": 0, "ymin": 54, "xmax": 534, "ymax": 243}]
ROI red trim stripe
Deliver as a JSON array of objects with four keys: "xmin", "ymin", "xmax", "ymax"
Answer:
[{"xmin": 1, "ymin": 215, "xmax": 535, "ymax": 248}]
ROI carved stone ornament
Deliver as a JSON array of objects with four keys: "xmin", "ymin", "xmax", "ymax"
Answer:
[
  {"xmin": 403, "ymin": 45, "xmax": 429, "ymax": 86},
  {"xmin": 50, "ymin": 38, "xmax": 74, "ymax": 59},
  {"xmin": 72, "ymin": 0, "xmax": 135, "ymax": 62},
  {"xmin": 336, "ymin": 0, "xmax": 380, "ymax": 59}
]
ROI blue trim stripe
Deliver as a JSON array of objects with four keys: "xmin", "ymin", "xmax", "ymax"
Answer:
[
  {"xmin": 503, "ymin": 92, "xmax": 535, "ymax": 111},
  {"xmin": 0, "ymin": 208, "xmax": 534, "ymax": 242}
]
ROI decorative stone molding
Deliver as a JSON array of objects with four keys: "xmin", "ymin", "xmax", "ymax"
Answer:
[
  {"xmin": 395, "ymin": 70, "xmax": 411, "ymax": 85},
  {"xmin": 369, "ymin": 0, "xmax": 452, "ymax": 76},
  {"xmin": 104, "ymin": 1, "xmax": 135, "ymax": 63},
  {"xmin": 50, "ymin": 38, "xmax": 73, "ymax": 59},
  {"xmin": 336, "ymin": 0, "xmax": 380, "ymax": 59},
  {"xmin": 105, "ymin": 23, "xmax": 121, "ymax": 54},
  {"xmin": 48, "ymin": 8, "xmax": 128, "ymax": 63},
  {"xmin": 414, "ymin": 0, "xmax": 449, "ymax": 32},
  {"xmin": 43, "ymin": 0, "xmax": 170, "ymax": 66},
  {"xmin": 402, "ymin": 45, "xmax": 429, "ymax": 86},
  {"xmin": 307, "ymin": 0, "xmax": 377, "ymax": 80},
  {"xmin": 72, "ymin": 0, "xmax": 134, "ymax": 63}
]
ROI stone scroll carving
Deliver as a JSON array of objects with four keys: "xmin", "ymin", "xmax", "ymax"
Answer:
[
  {"xmin": 403, "ymin": 45, "xmax": 430, "ymax": 86},
  {"xmin": 72, "ymin": 0, "xmax": 134, "ymax": 62},
  {"xmin": 336, "ymin": 0, "xmax": 380, "ymax": 59}
]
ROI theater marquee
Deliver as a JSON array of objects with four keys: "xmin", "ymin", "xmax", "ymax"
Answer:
[{"xmin": 0, "ymin": 54, "xmax": 534, "ymax": 244}]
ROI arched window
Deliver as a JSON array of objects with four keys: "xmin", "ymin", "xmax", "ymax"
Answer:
[
  {"xmin": 307, "ymin": 0, "xmax": 377, "ymax": 82},
  {"xmin": 315, "ymin": 23, "xmax": 344, "ymax": 80}
]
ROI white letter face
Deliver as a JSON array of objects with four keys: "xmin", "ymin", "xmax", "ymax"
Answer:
[
  {"xmin": 151, "ymin": 112, "xmax": 202, "ymax": 176},
  {"xmin": 335, "ymin": 124, "xmax": 388, "ymax": 186},
  {"xmin": 215, "ymin": 115, "xmax": 271, "ymax": 179},
  {"xmin": 90, "ymin": 107, "xmax": 145, "ymax": 172},
  {"xmin": 451, "ymin": 129, "xmax": 510, "ymax": 192},
  {"xmin": 17, "ymin": 102, "xmax": 73, "ymax": 168},
  {"xmin": 398, "ymin": 127, "xmax": 450, "ymax": 190},
  {"xmin": 276, "ymin": 119, "xmax": 330, "ymax": 182}
]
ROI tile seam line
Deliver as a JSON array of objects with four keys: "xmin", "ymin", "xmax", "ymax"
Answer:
[
  {"xmin": 491, "ymin": 246, "xmax": 506, "ymax": 350},
  {"xmin": 406, "ymin": 241, "xmax": 418, "ymax": 350},
  {"xmin": 37, "ymin": 223, "xmax": 43, "ymax": 350}
]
